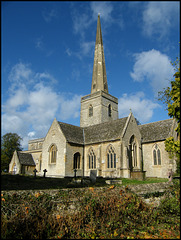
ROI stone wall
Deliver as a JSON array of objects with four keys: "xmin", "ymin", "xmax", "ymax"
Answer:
[
  {"xmin": 142, "ymin": 141, "xmax": 176, "ymax": 178},
  {"xmin": 80, "ymin": 91, "xmax": 118, "ymax": 127}
]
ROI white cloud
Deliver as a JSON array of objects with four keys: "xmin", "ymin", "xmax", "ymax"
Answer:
[
  {"xmin": 130, "ymin": 49, "xmax": 174, "ymax": 94},
  {"xmin": 59, "ymin": 94, "xmax": 82, "ymax": 120},
  {"xmin": 90, "ymin": 1, "xmax": 114, "ymax": 22},
  {"xmin": 142, "ymin": 2, "xmax": 179, "ymax": 39},
  {"xmin": 118, "ymin": 92, "xmax": 161, "ymax": 123},
  {"xmin": 2, "ymin": 62, "xmax": 82, "ymax": 150},
  {"xmin": 42, "ymin": 9, "xmax": 58, "ymax": 22}
]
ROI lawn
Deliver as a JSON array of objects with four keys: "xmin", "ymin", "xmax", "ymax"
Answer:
[{"xmin": 1, "ymin": 173, "xmax": 168, "ymax": 191}]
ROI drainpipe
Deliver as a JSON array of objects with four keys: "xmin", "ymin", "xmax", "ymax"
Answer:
[{"xmin": 82, "ymin": 128, "xmax": 85, "ymax": 181}]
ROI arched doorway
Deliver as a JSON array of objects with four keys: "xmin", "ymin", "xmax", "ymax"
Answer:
[
  {"xmin": 73, "ymin": 152, "xmax": 81, "ymax": 169},
  {"xmin": 129, "ymin": 135, "xmax": 138, "ymax": 170}
]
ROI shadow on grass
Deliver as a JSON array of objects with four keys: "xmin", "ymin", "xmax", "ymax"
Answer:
[
  {"xmin": 1, "ymin": 173, "xmax": 169, "ymax": 191},
  {"xmin": 1, "ymin": 174, "xmax": 107, "ymax": 191}
]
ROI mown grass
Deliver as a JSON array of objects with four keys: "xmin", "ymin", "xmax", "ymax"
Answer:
[
  {"xmin": 1, "ymin": 180, "xmax": 180, "ymax": 239},
  {"xmin": 1, "ymin": 173, "xmax": 168, "ymax": 191}
]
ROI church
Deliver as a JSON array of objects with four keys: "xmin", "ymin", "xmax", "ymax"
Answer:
[{"xmin": 9, "ymin": 15, "xmax": 177, "ymax": 179}]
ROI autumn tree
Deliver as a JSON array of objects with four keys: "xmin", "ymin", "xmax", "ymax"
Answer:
[
  {"xmin": 1, "ymin": 133, "xmax": 23, "ymax": 172},
  {"xmin": 158, "ymin": 58, "xmax": 180, "ymax": 173}
]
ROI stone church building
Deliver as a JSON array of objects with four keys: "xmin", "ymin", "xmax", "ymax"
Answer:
[{"xmin": 9, "ymin": 15, "xmax": 177, "ymax": 179}]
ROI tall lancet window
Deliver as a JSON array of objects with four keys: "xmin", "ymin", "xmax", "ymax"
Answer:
[
  {"xmin": 108, "ymin": 104, "xmax": 112, "ymax": 117},
  {"xmin": 88, "ymin": 148, "xmax": 96, "ymax": 169},
  {"xmin": 49, "ymin": 144, "xmax": 57, "ymax": 164},
  {"xmin": 107, "ymin": 145, "xmax": 116, "ymax": 168},
  {"xmin": 153, "ymin": 144, "xmax": 161, "ymax": 165},
  {"xmin": 89, "ymin": 105, "xmax": 93, "ymax": 117}
]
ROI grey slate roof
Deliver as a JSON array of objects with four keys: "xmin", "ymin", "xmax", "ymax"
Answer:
[
  {"xmin": 139, "ymin": 119, "xmax": 174, "ymax": 143},
  {"xmin": 58, "ymin": 117, "xmax": 128, "ymax": 145},
  {"xmin": 58, "ymin": 122, "xmax": 84, "ymax": 145},
  {"xmin": 84, "ymin": 118, "xmax": 128, "ymax": 144},
  {"xmin": 58, "ymin": 118, "xmax": 174, "ymax": 145},
  {"xmin": 17, "ymin": 152, "xmax": 35, "ymax": 166}
]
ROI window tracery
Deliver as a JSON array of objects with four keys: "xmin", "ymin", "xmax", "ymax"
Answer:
[
  {"xmin": 107, "ymin": 145, "xmax": 116, "ymax": 168},
  {"xmin": 153, "ymin": 144, "xmax": 161, "ymax": 165},
  {"xmin": 49, "ymin": 144, "xmax": 57, "ymax": 164},
  {"xmin": 88, "ymin": 148, "xmax": 96, "ymax": 169}
]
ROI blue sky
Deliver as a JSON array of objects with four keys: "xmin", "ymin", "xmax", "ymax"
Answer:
[{"xmin": 1, "ymin": 1, "xmax": 180, "ymax": 149}]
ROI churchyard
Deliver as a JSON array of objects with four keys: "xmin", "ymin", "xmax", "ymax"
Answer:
[{"xmin": 1, "ymin": 173, "xmax": 180, "ymax": 239}]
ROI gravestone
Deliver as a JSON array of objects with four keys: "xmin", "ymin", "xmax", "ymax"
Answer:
[
  {"xmin": 33, "ymin": 168, "xmax": 38, "ymax": 178},
  {"xmin": 90, "ymin": 170, "xmax": 97, "ymax": 183}
]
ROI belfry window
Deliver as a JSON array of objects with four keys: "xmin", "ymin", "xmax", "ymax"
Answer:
[
  {"xmin": 88, "ymin": 148, "xmax": 96, "ymax": 169},
  {"xmin": 108, "ymin": 104, "xmax": 112, "ymax": 117},
  {"xmin": 107, "ymin": 145, "xmax": 116, "ymax": 168},
  {"xmin": 49, "ymin": 144, "xmax": 57, "ymax": 164},
  {"xmin": 89, "ymin": 105, "xmax": 93, "ymax": 117},
  {"xmin": 153, "ymin": 144, "xmax": 161, "ymax": 165}
]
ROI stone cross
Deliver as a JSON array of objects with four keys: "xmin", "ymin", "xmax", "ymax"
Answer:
[
  {"xmin": 43, "ymin": 169, "xmax": 47, "ymax": 178},
  {"xmin": 33, "ymin": 168, "xmax": 38, "ymax": 178},
  {"xmin": 74, "ymin": 168, "xmax": 77, "ymax": 180}
]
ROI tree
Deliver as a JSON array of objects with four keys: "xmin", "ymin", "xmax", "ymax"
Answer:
[
  {"xmin": 158, "ymin": 58, "xmax": 180, "ymax": 173},
  {"xmin": 1, "ymin": 133, "xmax": 23, "ymax": 172}
]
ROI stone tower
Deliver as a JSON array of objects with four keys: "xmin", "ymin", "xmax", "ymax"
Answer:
[{"xmin": 80, "ymin": 14, "xmax": 118, "ymax": 127}]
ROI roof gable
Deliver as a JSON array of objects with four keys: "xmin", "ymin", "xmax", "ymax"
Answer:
[{"xmin": 17, "ymin": 152, "xmax": 35, "ymax": 166}]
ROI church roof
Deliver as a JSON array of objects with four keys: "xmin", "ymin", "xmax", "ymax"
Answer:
[
  {"xmin": 84, "ymin": 118, "xmax": 128, "ymax": 144},
  {"xmin": 58, "ymin": 122, "xmax": 84, "ymax": 145},
  {"xmin": 17, "ymin": 151, "xmax": 35, "ymax": 166},
  {"xmin": 58, "ymin": 117, "xmax": 128, "ymax": 145},
  {"xmin": 139, "ymin": 118, "xmax": 174, "ymax": 143}
]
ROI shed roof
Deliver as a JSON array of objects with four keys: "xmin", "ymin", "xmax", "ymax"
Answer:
[
  {"xmin": 139, "ymin": 118, "xmax": 174, "ymax": 143},
  {"xmin": 17, "ymin": 152, "xmax": 35, "ymax": 166}
]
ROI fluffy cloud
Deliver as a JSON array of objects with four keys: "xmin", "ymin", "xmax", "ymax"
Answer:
[
  {"xmin": 42, "ymin": 8, "xmax": 58, "ymax": 23},
  {"xmin": 118, "ymin": 92, "xmax": 161, "ymax": 123},
  {"xmin": 142, "ymin": 2, "xmax": 179, "ymax": 38},
  {"xmin": 130, "ymin": 49, "xmax": 174, "ymax": 94},
  {"xmin": 90, "ymin": 1, "xmax": 114, "ymax": 22},
  {"xmin": 2, "ymin": 62, "xmax": 82, "ymax": 149}
]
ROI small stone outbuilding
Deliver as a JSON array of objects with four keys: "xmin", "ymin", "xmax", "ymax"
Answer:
[{"xmin": 9, "ymin": 150, "xmax": 36, "ymax": 175}]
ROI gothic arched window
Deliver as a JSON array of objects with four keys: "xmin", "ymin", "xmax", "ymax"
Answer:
[
  {"xmin": 89, "ymin": 105, "xmax": 93, "ymax": 117},
  {"xmin": 107, "ymin": 145, "xmax": 116, "ymax": 168},
  {"xmin": 88, "ymin": 148, "xmax": 96, "ymax": 169},
  {"xmin": 49, "ymin": 144, "xmax": 57, "ymax": 164},
  {"xmin": 108, "ymin": 104, "xmax": 112, "ymax": 117},
  {"xmin": 153, "ymin": 144, "xmax": 161, "ymax": 165}
]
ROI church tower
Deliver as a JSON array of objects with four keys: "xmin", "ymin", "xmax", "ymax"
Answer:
[{"xmin": 80, "ymin": 14, "xmax": 118, "ymax": 127}]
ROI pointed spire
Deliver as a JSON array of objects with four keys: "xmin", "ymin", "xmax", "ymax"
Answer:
[{"xmin": 91, "ymin": 15, "xmax": 108, "ymax": 94}]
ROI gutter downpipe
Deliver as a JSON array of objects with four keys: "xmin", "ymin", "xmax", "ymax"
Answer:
[{"xmin": 82, "ymin": 128, "xmax": 85, "ymax": 183}]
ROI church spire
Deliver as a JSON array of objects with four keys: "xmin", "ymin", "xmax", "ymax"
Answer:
[{"xmin": 91, "ymin": 14, "xmax": 108, "ymax": 94}]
